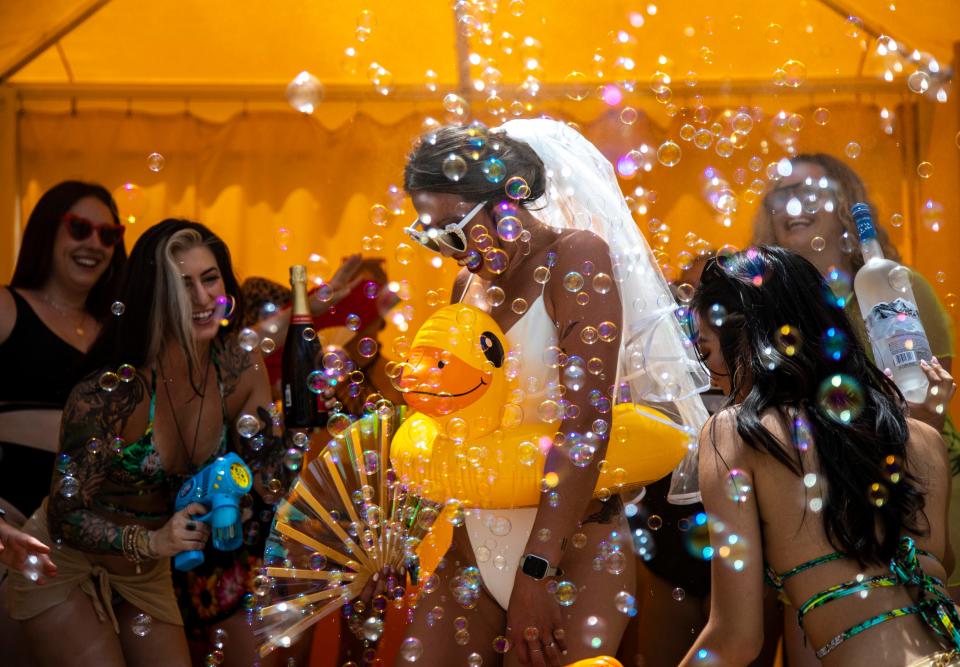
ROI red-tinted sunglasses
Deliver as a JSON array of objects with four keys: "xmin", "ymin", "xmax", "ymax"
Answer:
[{"xmin": 63, "ymin": 213, "xmax": 125, "ymax": 247}]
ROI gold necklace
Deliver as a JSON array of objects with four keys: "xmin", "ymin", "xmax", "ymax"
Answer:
[{"xmin": 40, "ymin": 294, "xmax": 88, "ymax": 337}]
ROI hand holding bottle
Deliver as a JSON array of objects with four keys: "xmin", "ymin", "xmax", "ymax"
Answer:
[{"xmin": 905, "ymin": 357, "xmax": 956, "ymax": 431}]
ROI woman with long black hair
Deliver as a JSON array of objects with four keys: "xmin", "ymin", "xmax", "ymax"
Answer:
[{"xmin": 681, "ymin": 246, "xmax": 958, "ymax": 666}]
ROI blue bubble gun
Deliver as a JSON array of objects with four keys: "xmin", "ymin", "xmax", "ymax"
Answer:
[{"xmin": 173, "ymin": 452, "xmax": 253, "ymax": 571}]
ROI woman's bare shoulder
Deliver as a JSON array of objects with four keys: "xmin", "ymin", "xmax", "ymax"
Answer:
[{"xmin": 0, "ymin": 287, "xmax": 17, "ymax": 344}]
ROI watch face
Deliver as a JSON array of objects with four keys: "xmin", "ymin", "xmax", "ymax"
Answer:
[{"xmin": 522, "ymin": 555, "xmax": 548, "ymax": 579}]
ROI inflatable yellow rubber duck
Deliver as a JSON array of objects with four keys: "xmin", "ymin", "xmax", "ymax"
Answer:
[{"xmin": 389, "ymin": 304, "xmax": 691, "ymax": 509}]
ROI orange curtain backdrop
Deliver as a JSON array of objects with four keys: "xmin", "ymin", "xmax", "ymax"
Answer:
[
  {"xmin": 16, "ymin": 107, "xmax": 462, "ymax": 350},
  {"xmin": 15, "ymin": 98, "xmax": 960, "ymax": 416}
]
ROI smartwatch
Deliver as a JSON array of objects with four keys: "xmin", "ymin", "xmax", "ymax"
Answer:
[{"xmin": 520, "ymin": 553, "xmax": 562, "ymax": 580}]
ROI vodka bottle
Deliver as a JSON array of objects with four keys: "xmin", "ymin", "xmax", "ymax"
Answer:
[{"xmin": 851, "ymin": 202, "xmax": 931, "ymax": 402}]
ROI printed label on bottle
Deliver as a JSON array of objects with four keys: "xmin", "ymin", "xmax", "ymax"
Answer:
[
  {"xmin": 865, "ymin": 298, "xmax": 932, "ymax": 369},
  {"xmin": 284, "ymin": 384, "xmax": 292, "ymax": 408}
]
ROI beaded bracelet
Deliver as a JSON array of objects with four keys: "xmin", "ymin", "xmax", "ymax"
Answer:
[{"xmin": 121, "ymin": 525, "xmax": 156, "ymax": 573}]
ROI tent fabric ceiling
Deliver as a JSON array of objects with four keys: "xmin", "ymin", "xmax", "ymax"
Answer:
[
  {"xmin": 6, "ymin": 0, "xmax": 958, "ymax": 93},
  {"xmin": 0, "ymin": 0, "xmax": 108, "ymax": 81}
]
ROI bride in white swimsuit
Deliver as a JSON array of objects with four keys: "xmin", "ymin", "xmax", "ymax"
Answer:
[{"xmin": 398, "ymin": 119, "xmax": 708, "ymax": 667}]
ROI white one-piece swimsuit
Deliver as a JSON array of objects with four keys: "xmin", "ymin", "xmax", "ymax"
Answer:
[{"xmin": 459, "ymin": 275, "xmax": 560, "ymax": 610}]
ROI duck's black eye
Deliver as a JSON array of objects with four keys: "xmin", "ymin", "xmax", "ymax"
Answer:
[
  {"xmin": 479, "ymin": 331, "xmax": 504, "ymax": 368},
  {"xmin": 437, "ymin": 360, "xmax": 446, "ymax": 369}
]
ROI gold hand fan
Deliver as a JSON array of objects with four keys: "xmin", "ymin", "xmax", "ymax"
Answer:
[{"xmin": 256, "ymin": 406, "xmax": 441, "ymax": 657}]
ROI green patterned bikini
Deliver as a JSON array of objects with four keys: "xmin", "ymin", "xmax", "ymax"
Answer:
[{"xmin": 766, "ymin": 536, "xmax": 960, "ymax": 659}]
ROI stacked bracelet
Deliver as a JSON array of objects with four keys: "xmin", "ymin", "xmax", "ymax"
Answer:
[{"xmin": 121, "ymin": 525, "xmax": 156, "ymax": 573}]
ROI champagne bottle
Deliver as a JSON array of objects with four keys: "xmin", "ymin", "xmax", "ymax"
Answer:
[
  {"xmin": 851, "ymin": 202, "xmax": 931, "ymax": 402},
  {"xmin": 282, "ymin": 265, "xmax": 324, "ymax": 428}
]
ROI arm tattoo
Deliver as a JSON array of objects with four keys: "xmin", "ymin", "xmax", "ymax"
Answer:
[
  {"xmin": 216, "ymin": 337, "xmax": 254, "ymax": 399},
  {"xmin": 47, "ymin": 372, "xmax": 147, "ymax": 554}
]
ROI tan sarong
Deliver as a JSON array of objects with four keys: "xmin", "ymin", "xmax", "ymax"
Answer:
[{"xmin": 6, "ymin": 500, "xmax": 182, "ymax": 632}]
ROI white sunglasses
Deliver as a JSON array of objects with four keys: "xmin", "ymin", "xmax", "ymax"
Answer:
[{"xmin": 403, "ymin": 201, "xmax": 487, "ymax": 253}]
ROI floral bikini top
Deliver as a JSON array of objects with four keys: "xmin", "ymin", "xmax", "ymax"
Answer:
[{"xmin": 96, "ymin": 358, "xmax": 229, "ymax": 520}]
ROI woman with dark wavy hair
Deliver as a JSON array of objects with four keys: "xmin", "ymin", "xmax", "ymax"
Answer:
[
  {"xmin": 681, "ymin": 246, "xmax": 958, "ymax": 666},
  {"xmin": 0, "ymin": 181, "xmax": 127, "ymax": 524}
]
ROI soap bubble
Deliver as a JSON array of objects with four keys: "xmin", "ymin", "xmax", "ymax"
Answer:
[
  {"xmin": 131, "ymin": 612, "xmax": 152, "ymax": 637},
  {"xmin": 707, "ymin": 303, "xmax": 727, "ymax": 327},
  {"xmin": 60, "ymin": 475, "xmax": 79, "ymax": 498},
  {"xmin": 327, "ymin": 412, "xmax": 352, "ymax": 436},
  {"xmin": 773, "ymin": 324, "xmax": 802, "ymax": 356},
  {"xmin": 907, "ymin": 70, "xmax": 930, "ymax": 94},
  {"xmin": 615, "ymin": 591, "xmax": 636, "ymax": 615},
  {"xmin": 554, "ymin": 580, "xmax": 578, "ymax": 606},
  {"xmin": 844, "ymin": 142, "xmax": 862, "ymax": 159},
  {"xmin": 442, "ymin": 93, "xmax": 468, "ymax": 116},
  {"xmin": 286, "ymin": 71, "xmax": 324, "ymax": 114},
  {"xmin": 824, "ymin": 267, "xmax": 853, "ymax": 307},
  {"xmin": 489, "ymin": 515, "xmax": 512, "ymax": 537},
  {"xmin": 810, "ymin": 236, "xmax": 826, "ymax": 252},
  {"xmin": 726, "ymin": 469, "xmax": 752, "ymax": 503},
  {"xmin": 114, "ymin": 183, "xmax": 147, "ymax": 224},
  {"xmin": 867, "ymin": 482, "xmax": 890, "ymax": 507},
  {"xmin": 238, "ymin": 328, "xmax": 260, "ymax": 352},
  {"xmin": 657, "ymin": 141, "xmax": 682, "ymax": 167},
  {"xmin": 693, "ymin": 128, "xmax": 713, "ymax": 150},
  {"xmin": 496, "ymin": 216, "xmax": 523, "ymax": 242},
  {"xmin": 813, "ymin": 107, "xmax": 831, "ymax": 125},
  {"xmin": 492, "ymin": 636, "xmax": 511, "ymax": 653},
  {"xmin": 358, "ymin": 337, "xmax": 378, "ymax": 357},
  {"xmin": 283, "ymin": 447, "xmax": 303, "ymax": 471},
  {"xmin": 765, "ymin": 23, "xmax": 784, "ymax": 44},
  {"xmin": 236, "ymin": 414, "xmax": 260, "ymax": 438},
  {"xmin": 482, "ymin": 158, "xmax": 506, "ymax": 184},
  {"xmin": 22, "ymin": 553, "xmax": 42, "ymax": 582},
  {"xmin": 111, "ymin": 301, "xmax": 125, "ymax": 316},
  {"xmin": 675, "ymin": 283, "xmax": 695, "ymax": 304},
  {"xmin": 484, "ymin": 248, "xmax": 509, "ymax": 274},
  {"xmin": 817, "ymin": 374, "xmax": 864, "ymax": 424},
  {"xmin": 117, "ymin": 364, "xmax": 136, "ymax": 383},
  {"xmin": 884, "ymin": 454, "xmax": 903, "ymax": 484},
  {"xmin": 563, "ymin": 272, "xmax": 585, "ymax": 292},
  {"xmin": 442, "ymin": 154, "xmax": 468, "ymax": 182},
  {"xmin": 888, "ymin": 265, "xmax": 912, "ymax": 292},
  {"xmin": 99, "ymin": 372, "xmax": 120, "ymax": 392},
  {"xmin": 399, "ymin": 637, "xmax": 423, "ymax": 661},
  {"xmin": 362, "ymin": 616, "xmax": 384, "ymax": 641},
  {"xmin": 569, "ymin": 441, "xmax": 596, "ymax": 467},
  {"xmin": 672, "ymin": 587, "xmax": 687, "ymax": 601},
  {"xmin": 260, "ymin": 338, "xmax": 276, "ymax": 355},
  {"xmin": 146, "ymin": 153, "xmax": 165, "ymax": 172},
  {"xmin": 486, "ymin": 286, "xmax": 505, "ymax": 307},
  {"xmin": 606, "ymin": 550, "xmax": 627, "ymax": 575},
  {"xmin": 505, "ymin": 176, "xmax": 531, "ymax": 200},
  {"xmin": 564, "ymin": 71, "xmax": 591, "ymax": 101},
  {"xmin": 355, "ymin": 8, "xmax": 375, "ymax": 41},
  {"xmin": 451, "ymin": 566, "xmax": 482, "ymax": 609},
  {"xmin": 779, "ymin": 60, "xmax": 806, "ymax": 87},
  {"xmin": 822, "ymin": 327, "xmax": 849, "ymax": 361},
  {"xmin": 917, "ymin": 161, "xmax": 934, "ymax": 179}
]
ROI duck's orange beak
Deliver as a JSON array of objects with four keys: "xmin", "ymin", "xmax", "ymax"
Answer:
[{"xmin": 399, "ymin": 345, "xmax": 493, "ymax": 417}]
